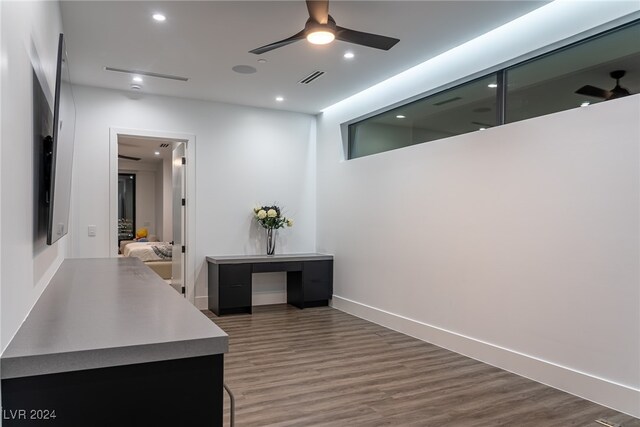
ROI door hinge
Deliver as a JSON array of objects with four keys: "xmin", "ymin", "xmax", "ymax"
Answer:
[
  {"xmin": 181, "ymin": 245, "xmax": 186, "ymax": 253},
  {"xmin": 181, "ymin": 198, "xmax": 186, "ymax": 206},
  {"xmin": 181, "ymin": 157, "xmax": 186, "ymax": 165}
]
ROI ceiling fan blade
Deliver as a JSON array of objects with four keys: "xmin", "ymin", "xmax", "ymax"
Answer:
[
  {"xmin": 306, "ymin": 0, "xmax": 329, "ymax": 24},
  {"xmin": 118, "ymin": 154, "xmax": 141, "ymax": 161},
  {"xmin": 335, "ymin": 26, "xmax": 400, "ymax": 50},
  {"xmin": 608, "ymin": 85, "xmax": 631, "ymax": 99},
  {"xmin": 575, "ymin": 85, "xmax": 610, "ymax": 99},
  {"xmin": 249, "ymin": 30, "xmax": 306, "ymax": 55}
]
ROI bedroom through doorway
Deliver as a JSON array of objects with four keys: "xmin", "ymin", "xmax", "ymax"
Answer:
[{"xmin": 116, "ymin": 134, "xmax": 186, "ymax": 295}]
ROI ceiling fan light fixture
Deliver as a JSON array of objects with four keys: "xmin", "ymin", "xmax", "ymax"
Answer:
[
  {"xmin": 307, "ymin": 30, "xmax": 335, "ymax": 45},
  {"xmin": 249, "ymin": 1, "xmax": 399, "ymax": 54}
]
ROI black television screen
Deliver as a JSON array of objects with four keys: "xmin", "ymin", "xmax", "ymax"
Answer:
[{"xmin": 47, "ymin": 33, "xmax": 76, "ymax": 245}]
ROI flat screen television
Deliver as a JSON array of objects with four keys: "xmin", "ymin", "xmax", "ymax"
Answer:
[{"xmin": 46, "ymin": 33, "xmax": 76, "ymax": 245}]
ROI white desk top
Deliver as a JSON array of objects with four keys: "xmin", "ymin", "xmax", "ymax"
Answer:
[
  {"xmin": 206, "ymin": 253, "xmax": 333, "ymax": 264},
  {"xmin": 1, "ymin": 258, "xmax": 228, "ymax": 379}
]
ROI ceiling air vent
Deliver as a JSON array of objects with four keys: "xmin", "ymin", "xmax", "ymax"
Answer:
[
  {"xmin": 299, "ymin": 71, "xmax": 325, "ymax": 85},
  {"xmin": 159, "ymin": 143, "xmax": 170, "ymax": 148}
]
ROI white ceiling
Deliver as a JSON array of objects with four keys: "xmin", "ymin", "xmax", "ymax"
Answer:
[
  {"xmin": 60, "ymin": 1, "xmax": 549, "ymax": 114},
  {"xmin": 118, "ymin": 135, "xmax": 176, "ymax": 163}
]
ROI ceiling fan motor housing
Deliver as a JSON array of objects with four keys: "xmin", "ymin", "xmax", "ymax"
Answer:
[{"xmin": 305, "ymin": 15, "xmax": 337, "ymax": 37}]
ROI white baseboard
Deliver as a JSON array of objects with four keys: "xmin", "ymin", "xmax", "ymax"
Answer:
[
  {"xmin": 331, "ymin": 295, "xmax": 640, "ymax": 418},
  {"xmin": 195, "ymin": 296, "xmax": 208, "ymax": 310},
  {"xmin": 195, "ymin": 291, "xmax": 286, "ymax": 311}
]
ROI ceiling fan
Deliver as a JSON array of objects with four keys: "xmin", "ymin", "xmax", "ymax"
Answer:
[
  {"xmin": 575, "ymin": 70, "xmax": 632, "ymax": 100},
  {"xmin": 249, "ymin": 0, "xmax": 400, "ymax": 55}
]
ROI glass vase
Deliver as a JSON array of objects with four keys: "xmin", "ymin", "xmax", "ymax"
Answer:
[{"xmin": 266, "ymin": 228, "xmax": 276, "ymax": 256}]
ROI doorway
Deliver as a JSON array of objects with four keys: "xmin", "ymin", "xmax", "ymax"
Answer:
[{"xmin": 110, "ymin": 128, "xmax": 196, "ymax": 304}]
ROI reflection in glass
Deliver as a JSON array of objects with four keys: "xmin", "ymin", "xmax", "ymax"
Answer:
[
  {"xmin": 349, "ymin": 75, "xmax": 497, "ymax": 159},
  {"xmin": 347, "ymin": 20, "xmax": 639, "ymax": 160},
  {"xmin": 506, "ymin": 23, "xmax": 639, "ymax": 123}
]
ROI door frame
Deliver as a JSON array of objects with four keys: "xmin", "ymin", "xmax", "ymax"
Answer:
[{"xmin": 109, "ymin": 127, "xmax": 196, "ymax": 304}]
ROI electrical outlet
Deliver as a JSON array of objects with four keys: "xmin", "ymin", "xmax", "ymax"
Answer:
[{"xmin": 88, "ymin": 225, "xmax": 97, "ymax": 237}]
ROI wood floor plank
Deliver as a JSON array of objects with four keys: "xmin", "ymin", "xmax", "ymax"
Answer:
[{"xmin": 205, "ymin": 305, "xmax": 638, "ymax": 426}]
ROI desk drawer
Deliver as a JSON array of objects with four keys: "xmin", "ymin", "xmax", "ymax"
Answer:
[
  {"xmin": 303, "ymin": 261, "xmax": 333, "ymax": 283},
  {"xmin": 252, "ymin": 262, "xmax": 303, "ymax": 273},
  {"xmin": 219, "ymin": 264, "xmax": 251, "ymax": 287},
  {"xmin": 304, "ymin": 278, "xmax": 331, "ymax": 301},
  {"xmin": 303, "ymin": 261, "xmax": 333, "ymax": 302},
  {"xmin": 219, "ymin": 282, "xmax": 251, "ymax": 309}
]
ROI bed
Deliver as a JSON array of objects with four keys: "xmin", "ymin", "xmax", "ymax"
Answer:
[{"xmin": 121, "ymin": 241, "xmax": 173, "ymax": 280}]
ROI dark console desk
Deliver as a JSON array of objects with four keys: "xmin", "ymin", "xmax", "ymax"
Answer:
[{"xmin": 206, "ymin": 253, "xmax": 333, "ymax": 316}]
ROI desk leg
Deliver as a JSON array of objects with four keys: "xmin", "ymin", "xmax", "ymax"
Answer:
[{"xmin": 287, "ymin": 270, "xmax": 304, "ymax": 309}]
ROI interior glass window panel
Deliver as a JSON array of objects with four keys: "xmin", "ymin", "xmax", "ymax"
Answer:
[
  {"xmin": 506, "ymin": 22, "xmax": 640, "ymax": 124},
  {"xmin": 348, "ymin": 75, "xmax": 498, "ymax": 159}
]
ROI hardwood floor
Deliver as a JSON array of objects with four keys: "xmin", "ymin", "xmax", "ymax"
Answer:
[{"xmin": 204, "ymin": 305, "xmax": 639, "ymax": 427}]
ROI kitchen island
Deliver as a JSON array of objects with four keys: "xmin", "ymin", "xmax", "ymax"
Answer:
[{"xmin": 1, "ymin": 257, "xmax": 228, "ymax": 426}]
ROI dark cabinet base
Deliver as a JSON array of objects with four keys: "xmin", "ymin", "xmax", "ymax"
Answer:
[
  {"xmin": 208, "ymin": 257, "xmax": 333, "ymax": 316},
  {"xmin": 1, "ymin": 355, "xmax": 223, "ymax": 427}
]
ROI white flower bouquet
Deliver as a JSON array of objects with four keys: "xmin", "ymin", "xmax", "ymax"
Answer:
[{"xmin": 253, "ymin": 204, "xmax": 293, "ymax": 230}]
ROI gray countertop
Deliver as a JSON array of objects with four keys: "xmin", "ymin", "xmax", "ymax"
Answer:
[
  {"xmin": 206, "ymin": 253, "xmax": 333, "ymax": 264},
  {"xmin": 1, "ymin": 258, "xmax": 228, "ymax": 379}
]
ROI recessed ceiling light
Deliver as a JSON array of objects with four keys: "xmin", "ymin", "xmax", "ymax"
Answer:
[
  {"xmin": 479, "ymin": 127, "xmax": 486, "ymax": 131},
  {"xmin": 152, "ymin": 13, "xmax": 166, "ymax": 22},
  {"xmin": 580, "ymin": 102, "xmax": 590, "ymax": 107},
  {"xmin": 488, "ymin": 83, "xmax": 498, "ymax": 88},
  {"xmin": 130, "ymin": 84, "xmax": 142, "ymax": 90},
  {"xmin": 154, "ymin": 151, "xmax": 160, "ymax": 155},
  {"xmin": 344, "ymin": 52, "xmax": 355, "ymax": 59},
  {"xmin": 396, "ymin": 115, "xmax": 406, "ymax": 119},
  {"xmin": 132, "ymin": 76, "xmax": 143, "ymax": 83},
  {"xmin": 257, "ymin": 59, "xmax": 267, "ymax": 64},
  {"xmin": 276, "ymin": 96, "xmax": 284, "ymax": 102}
]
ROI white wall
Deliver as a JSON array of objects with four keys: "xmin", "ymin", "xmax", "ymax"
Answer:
[
  {"xmin": 71, "ymin": 85, "xmax": 316, "ymax": 306},
  {"xmin": 0, "ymin": 1, "xmax": 65, "ymax": 351},
  {"xmin": 317, "ymin": 1, "xmax": 640, "ymax": 417},
  {"xmin": 0, "ymin": 0, "xmax": 4, "ymax": 354}
]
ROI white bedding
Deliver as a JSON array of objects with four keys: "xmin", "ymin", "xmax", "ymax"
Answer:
[{"xmin": 123, "ymin": 241, "xmax": 172, "ymax": 262}]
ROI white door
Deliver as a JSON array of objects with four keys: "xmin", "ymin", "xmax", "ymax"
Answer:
[{"xmin": 172, "ymin": 144, "xmax": 186, "ymax": 296}]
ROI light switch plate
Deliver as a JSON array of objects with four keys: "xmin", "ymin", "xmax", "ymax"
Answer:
[{"xmin": 88, "ymin": 225, "xmax": 97, "ymax": 237}]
